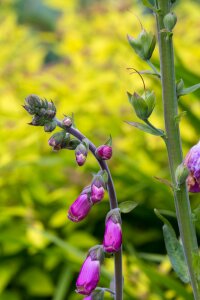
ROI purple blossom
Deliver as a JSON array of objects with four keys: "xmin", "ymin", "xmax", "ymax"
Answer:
[
  {"xmin": 184, "ymin": 141, "xmax": 200, "ymax": 193},
  {"xmin": 76, "ymin": 255, "xmax": 100, "ymax": 295},
  {"xmin": 83, "ymin": 296, "xmax": 92, "ymax": 300},
  {"xmin": 103, "ymin": 216, "xmax": 122, "ymax": 253},
  {"xmin": 68, "ymin": 193, "xmax": 92, "ymax": 222},
  {"xmin": 96, "ymin": 145, "xmax": 112, "ymax": 160}
]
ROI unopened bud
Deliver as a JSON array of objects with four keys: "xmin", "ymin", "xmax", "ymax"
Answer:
[
  {"xmin": 127, "ymin": 30, "xmax": 156, "ymax": 61},
  {"xmin": 48, "ymin": 131, "xmax": 69, "ymax": 150},
  {"xmin": 129, "ymin": 91, "xmax": 156, "ymax": 120},
  {"xmin": 75, "ymin": 142, "xmax": 88, "ymax": 166},
  {"xmin": 91, "ymin": 175, "xmax": 105, "ymax": 204},
  {"xmin": 44, "ymin": 120, "xmax": 57, "ymax": 132},
  {"xmin": 175, "ymin": 163, "xmax": 189, "ymax": 186},
  {"xmin": 163, "ymin": 12, "xmax": 177, "ymax": 31},
  {"xmin": 63, "ymin": 116, "xmax": 72, "ymax": 127}
]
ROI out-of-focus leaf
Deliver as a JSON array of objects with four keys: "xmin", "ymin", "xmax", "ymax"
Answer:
[
  {"xmin": 15, "ymin": 0, "xmax": 61, "ymax": 31},
  {"xmin": 0, "ymin": 261, "xmax": 21, "ymax": 293},
  {"xmin": 18, "ymin": 267, "xmax": 54, "ymax": 296}
]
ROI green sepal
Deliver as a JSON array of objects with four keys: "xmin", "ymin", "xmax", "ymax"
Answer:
[
  {"xmin": 66, "ymin": 138, "xmax": 80, "ymax": 150},
  {"xmin": 154, "ymin": 209, "xmax": 190, "ymax": 283},
  {"xmin": 105, "ymin": 135, "xmax": 112, "ymax": 146},
  {"xmin": 125, "ymin": 121, "xmax": 164, "ymax": 136},
  {"xmin": 176, "ymin": 79, "xmax": 184, "ymax": 95},
  {"xmin": 175, "ymin": 163, "xmax": 189, "ymax": 186},
  {"xmin": 127, "ymin": 30, "xmax": 156, "ymax": 61},
  {"xmin": 131, "ymin": 92, "xmax": 148, "ymax": 120},
  {"xmin": 144, "ymin": 90, "xmax": 156, "ymax": 117},
  {"xmin": 90, "ymin": 289, "xmax": 105, "ymax": 300},
  {"xmin": 119, "ymin": 201, "xmax": 138, "ymax": 214}
]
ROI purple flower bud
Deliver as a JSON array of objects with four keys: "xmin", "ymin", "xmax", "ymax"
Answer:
[
  {"xmin": 103, "ymin": 213, "xmax": 122, "ymax": 253},
  {"xmin": 75, "ymin": 143, "xmax": 88, "ymax": 166},
  {"xmin": 76, "ymin": 251, "xmax": 102, "ymax": 295},
  {"xmin": 96, "ymin": 145, "xmax": 112, "ymax": 160},
  {"xmin": 184, "ymin": 141, "xmax": 200, "ymax": 193},
  {"xmin": 63, "ymin": 116, "xmax": 72, "ymax": 127},
  {"xmin": 68, "ymin": 193, "xmax": 92, "ymax": 222},
  {"xmin": 48, "ymin": 131, "xmax": 69, "ymax": 151},
  {"xmin": 91, "ymin": 176, "xmax": 105, "ymax": 204}
]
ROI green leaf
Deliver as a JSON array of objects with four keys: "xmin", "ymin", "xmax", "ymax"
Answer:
[
  {"xmin": 178, "ymin": 83, "xmax": 200, "ymax": 97},
  {"xmin": 154, "ymin": 209, "xmax": 190, "ymax": 283},
  {"xmin": 125, "ymin": 121, "xmax": 164, "ymax": 136},
  {"xmin": 141, "ymin": 0, "xmax": 157, "ymax": 12},
  {"xmin": 119, "ymin": 201, "xmax": 138, "ymax": 213}
]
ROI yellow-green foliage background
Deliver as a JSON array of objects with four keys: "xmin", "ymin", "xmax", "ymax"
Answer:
[{"xmin": 0, "ymin": 0, "xmax": 199, "ymax": 299}]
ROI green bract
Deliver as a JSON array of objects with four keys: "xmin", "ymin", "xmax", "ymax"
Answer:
[{"xmin": 127, "ymin": 30, "xmax": 156, "ymax": 61}]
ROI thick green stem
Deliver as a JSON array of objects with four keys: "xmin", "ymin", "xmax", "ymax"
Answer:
[{"xmin": 155, "ymin": 1, "xmax": 200, "ymax": 298}]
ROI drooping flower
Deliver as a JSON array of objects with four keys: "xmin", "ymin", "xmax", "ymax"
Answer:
[
  {"xmin": 68, "ymin": 192, "xmax": 92, "ymax": 222},
  {"xmin": 184, "ymin": 141, "xmax": 200, "ymax": 193},
  {"xmin": 103, "ymin": 209, "xmax": 122, "ymax": 253},
  {"xmin": 76, "ymin": 246, "xmax": 104, "ymax": 295}
]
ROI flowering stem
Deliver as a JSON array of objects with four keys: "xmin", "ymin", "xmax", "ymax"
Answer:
[
  {"xmin": 55, "ymin": 119, "xmax": 123, "ymax": 300},
  {"xmin": 155, "ymin": 1, "xmax": 200, "ymax": 298}
]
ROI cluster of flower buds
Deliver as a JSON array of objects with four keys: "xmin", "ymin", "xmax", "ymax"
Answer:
[
  {"xmin": 184, "ymin": 141, "xmax": 200, "ymax": 193},
  {"xmin": 23, "ymin": 94, "xmax": 57, "ymax": 132},
  {"xmin": 68, "ymin": 171, "xmax": 107, "ymax": 222},
  {"xmin": 128, "ymin": 90, "xmax": 156, "ymax": 121},
  {"xmin": 127, "ymin": 29, "xmax": 156, "ymax": 61}
]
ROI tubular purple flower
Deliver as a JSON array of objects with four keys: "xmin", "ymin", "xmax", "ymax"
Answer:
[
  {"xmin": 83, "ymin": 296, "xmax": 92, "ymax": 300},
  {"xmin": 91, "ymin": 176, "xmax": 105, "ymax": 204},
  {"xmin": 96, "ymin": 145, "xmax": 112, "ymax": 160},
  {"xmin": 76, "ymin": 246, "xmax": 104, "ymax": 295},
  {"xmin": 103, "ymin": 210, "xmax": 122, "ymax": 253},
  {"xmin": 184, "ymin": 141, "xmax": 200, "ymax": 193},
  {"xmin": 68, "ymin": 193, "xmax": 92, "ymax": 222}
]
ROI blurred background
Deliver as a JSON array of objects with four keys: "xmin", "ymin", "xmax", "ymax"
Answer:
[{"xmin": 0, "ymin": 0, "xmax": 199, "ymax": 299}]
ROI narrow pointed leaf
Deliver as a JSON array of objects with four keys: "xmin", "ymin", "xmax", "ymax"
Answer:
[
  {"xmin": 119, "ymin": 201, "xmax": 138, "ymax": 213},
  {"xmin": 154, "ymin": 209, "xmax": 190, "ymax": 283},
  {"xmin": 141, "ymin": 0, "xmax": 157, "ymax": 12},
  {"xmin": 125, "ymin": 121, "xmax": 164, "ymax": 136},
  {"xmin": 178, "ymin": 83, "xmax": 200, "ymax": 97}
]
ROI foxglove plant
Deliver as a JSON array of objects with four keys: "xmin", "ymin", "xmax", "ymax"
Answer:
[{"xmin": 23, "ymin": 95, "xmax": 127, "ymax": 300}]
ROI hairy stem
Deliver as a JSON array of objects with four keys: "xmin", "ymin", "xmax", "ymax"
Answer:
[
  {"xmin": 155, "ymin": 1, "xmax": 200, "ymax": 298},
  {"xmin": 56, "ymin": 119, "xmax": 123, "ymax": 300}
]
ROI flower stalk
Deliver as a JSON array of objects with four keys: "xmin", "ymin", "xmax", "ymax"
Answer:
[
  {"xmin": 55, "ymin": 119, "xmax": 123, "ymax": 300},
  {"xmin": 155, "ymin": 0, "xmax": 200, "ymax": 298}
]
